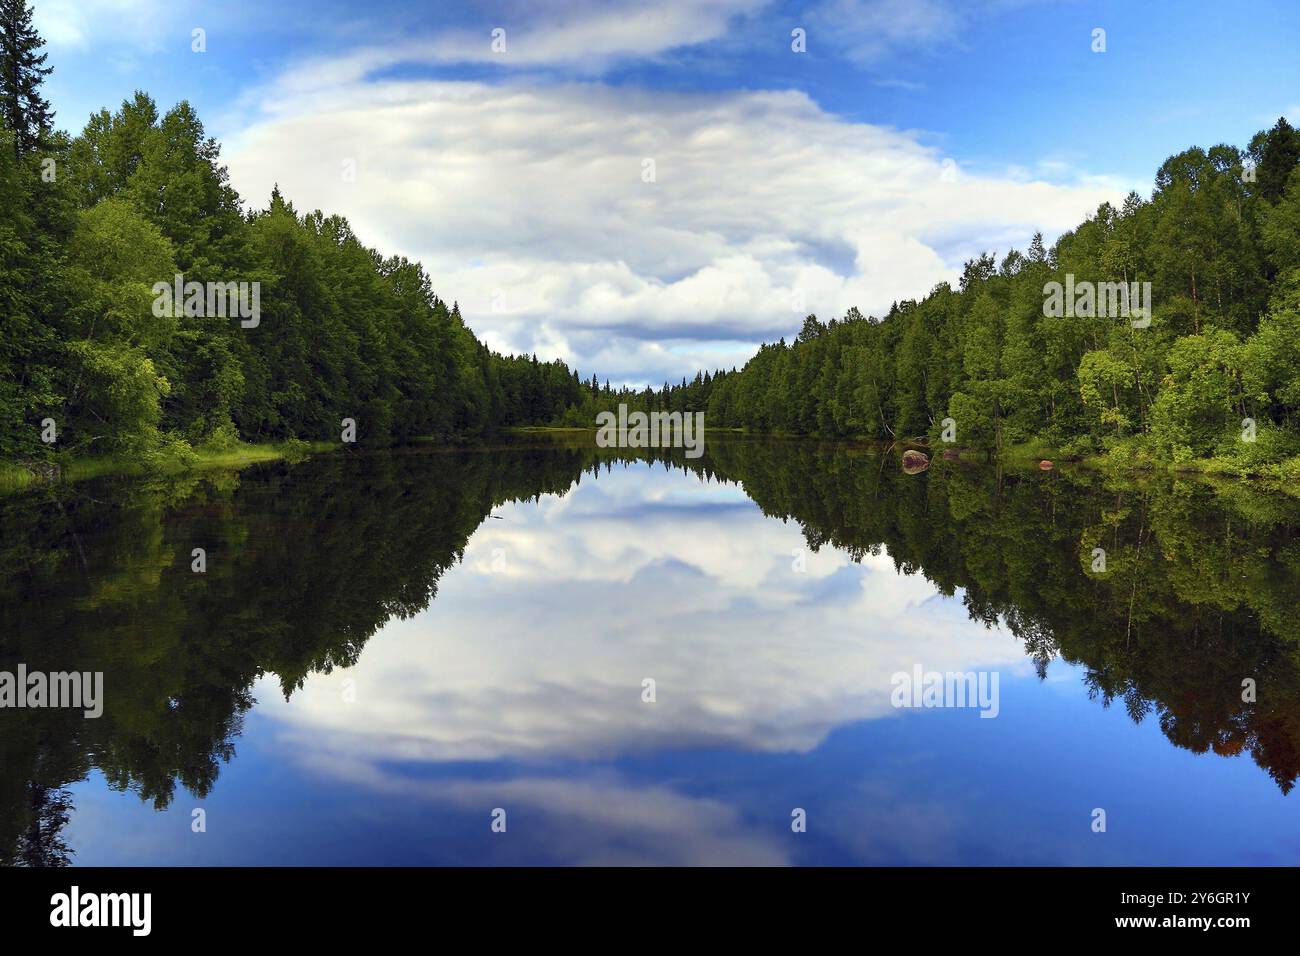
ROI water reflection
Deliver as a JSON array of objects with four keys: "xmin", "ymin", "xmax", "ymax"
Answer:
[{"xmin": 3, "ymin": 436, "xmax": 1300, "ymax": 865}]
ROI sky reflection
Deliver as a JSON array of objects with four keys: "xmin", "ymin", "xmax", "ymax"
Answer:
[{"xmin": 58, "ymin": 455, "xmax": 1300, "ymax": 866}]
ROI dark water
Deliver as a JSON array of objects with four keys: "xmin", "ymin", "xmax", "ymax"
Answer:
[{"xmin": 3, "ymin": 436, "xmax": 1299, "ymax": 866}]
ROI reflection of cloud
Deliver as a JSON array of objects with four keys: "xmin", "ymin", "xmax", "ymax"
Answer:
[
  {"xmin": 441, "ymin": 776, "xmax": 788, "ymax": 865},
  {"xmin": 260, "ymin": 462, "xmax": 1031, "ymax": 778},
  {"xmin": 823, "ymin": 780, "xmax": 967, "ymax": 864},
  {"xmin": 292, "ymin": 752, "xmax": 791, "ymax": 865},
  {"xmin": 278, "ymin": 751, "xmax": 790, "ymax": 865},
  {"xmin": 420, "ymin": 771, "xmax": 791, "ymax": 866}
]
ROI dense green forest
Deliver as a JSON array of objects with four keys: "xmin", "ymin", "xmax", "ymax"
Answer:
[
  {"xmin": 5, "ymin": 2, "xmax": 1300, "ymax": 477},
  {"xmin": 0, "ymin": 4, "xmax": 623, "ymax": 466},
  {"xmin": 699, "ymin": 121, "xmax": 1300, "ymax": 479}
]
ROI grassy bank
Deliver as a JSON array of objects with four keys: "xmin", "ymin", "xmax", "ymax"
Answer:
[
  {"xmin": 925, "ymin": 440, "xmax": 1299, "ymax": 494},
  {"xmin": 0, "ymin": 440, "xmax": 338, "ymax": 495},
  {"xmin": 12, "ymin": 427, "xmax": 1290, "ymax": 497},
  {"xmin": 509, "ymin": 425, "xmax": 1298, "ymax": 482}
]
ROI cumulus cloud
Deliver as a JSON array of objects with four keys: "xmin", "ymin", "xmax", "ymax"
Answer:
[{"xmin": 223, "ymin": 67, "xmax": 1127, "ymax": 383}]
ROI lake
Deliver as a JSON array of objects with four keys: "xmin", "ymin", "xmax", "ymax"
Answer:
[{"xmin": 3, "ymin": 435, "xmax": 1299, "ymax": 865}]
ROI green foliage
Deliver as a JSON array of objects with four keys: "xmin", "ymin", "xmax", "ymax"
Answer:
[
  {"xmin": 1148, "ymin": 330, "xmax": 1245, "ymax": 461},
  {"xmin": 278, "ymin": 437, "xmax": 311, "ymax": 463},
  {"xmin": 4, "ymin": 6, "xmax": 1300, "ymax": 476},
  {"xmin": 199, "ymin": 420, "xmax": 242, "ymax": 453},
  {"xmin": 1211, "ymin": 425, "xmax": 1300, "ymax": 475},
  {"xmin": 1260, "ymin": 168, "xmax": 1300, "ymax": 275},
  {"xmin": 2, "ymin": 13, "xmax": 653, "ymax": 464},
  {"xmin": 0, "ymin": 0, "xmax": 52, "ymax": 155},
  {"xmin": 0, "ymin": 33, "xmax": 620, "ymax": 462},
  {"xmin": 703, "ymin": 120, "xmax": 1300, "ymax": 474}
]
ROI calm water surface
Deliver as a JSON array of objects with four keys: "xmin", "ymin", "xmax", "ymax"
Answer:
[{"xmin": 3, "ymin": 436, "xmax": 1299, "ymax": 865}]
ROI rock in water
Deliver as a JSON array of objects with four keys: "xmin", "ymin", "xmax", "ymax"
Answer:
[{"xmin": 902, "ymin": 450, "xmax": 930, "ymax": 474}]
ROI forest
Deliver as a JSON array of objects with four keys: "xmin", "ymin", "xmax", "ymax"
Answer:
[
  {"xmin": 3, "ymin": 3, "xmax": 1300, "ymax": 477},
  {"xmin": 702, "ymin": 121, "xmax": 1300, "ymax": 479},
  {"xmin": 0, "ymin": 4, "xmax": 615, "ymax": 467}
]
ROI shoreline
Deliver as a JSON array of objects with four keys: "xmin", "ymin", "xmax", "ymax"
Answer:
[
  {"xmin": 3, "ymin": 430, "xmax": 1295, "ymax": 496},
  {"xmin": 0, "ymin": 440, "xmax": 337, "ymax": 494}
]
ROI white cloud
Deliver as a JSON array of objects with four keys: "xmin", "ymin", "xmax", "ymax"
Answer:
[
  {"xmin": 32, "ymin": 0, "xmax": 176, "ymax": 51},
  {"xmin": 805, "ymin": 0, "xmax": 1053, "ymax": 64},
  {"xmin": 425, "ymin": 0, "xmax": 768, "ymax": 71},
  {"xmin": 223, "ymin": 71, "xmax": 1128, "ymax": 383},
  {"xmin": 808, "ymin": 0, "xmax": 963, "ymax": 63},
  {"xmin": 294, "ymin": 0, "xmax": 1001, "ymax": 75},
  {"xmin": 248, "ymin": 0, "xmax": 767, "ymax": 92}
]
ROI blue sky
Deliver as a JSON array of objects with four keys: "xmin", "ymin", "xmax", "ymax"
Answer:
[{"xmin": 29, "ymin": 0, "xmax": 1300, "ymax": 384}]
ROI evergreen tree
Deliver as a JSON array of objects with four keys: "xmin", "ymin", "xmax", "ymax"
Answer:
[
  {"xmin": 1249, "ymin": 117, "xmax": 1300, "ymax": 204},
  {"xmin": 0, "ymin": 0, "xmax": 52, "ymax": 155}
]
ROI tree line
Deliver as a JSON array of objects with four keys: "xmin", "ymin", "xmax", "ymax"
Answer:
[
  {"xmin": 695, "ymin": 119, "xmax": 1300, "ymax": 477},
  {"xmin": 6, "ymin": 0, "xmax": 1300, "ymax": 476},
  {"xmin": 0, "ymin": 3, "xmax": 628, "ymax": 466}
]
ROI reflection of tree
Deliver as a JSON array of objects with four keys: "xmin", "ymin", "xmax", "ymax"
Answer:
[
  {"xmin": 9, "ymin": 785, "xmax": 75, "ymax": 868},
  {"xmin": 3, "ymin": 437, "xmax": 1300, "ymax": 865},
  {"xmin": 0, "ymin": 446, "xmax": 611, "ymax": 863},
  {"xmin": 696, "ymin": 439, "xmax": 1300, "ymax": 794}
]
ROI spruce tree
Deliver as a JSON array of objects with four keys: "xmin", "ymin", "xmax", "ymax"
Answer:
[
  {"xmin": 0, "ymin": 0, "xmax": 52, "ymax": 156},
  {"xmin": 1250, "ymin": 117, "xmax": 1300, "ymax": 204}
]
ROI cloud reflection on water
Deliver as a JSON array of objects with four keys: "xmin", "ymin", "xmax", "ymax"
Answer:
[{"xmin": 253, "ymin": 461, "xmax": 1029, "ymax": 862}]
